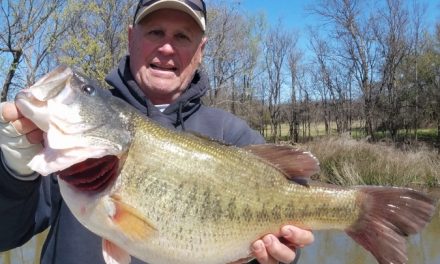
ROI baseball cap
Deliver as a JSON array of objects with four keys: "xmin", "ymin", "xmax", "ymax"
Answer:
[{"xmin": 133, "ymin": 0, "xmax": 206, "ymax": 32}]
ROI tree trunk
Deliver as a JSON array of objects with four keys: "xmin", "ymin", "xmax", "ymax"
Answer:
[
  {"xmin": 437, "ymin": 111, "xmax": 440, "ymax": 155},
  {"xmin": 364, "ymin": 96, "xmax": 375, "ymax": 140},
  {"xmin": 1, "ymin": 50, "xmax": 22, "ymax": 102}
]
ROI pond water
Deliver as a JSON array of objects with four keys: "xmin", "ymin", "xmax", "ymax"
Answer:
[{"xmin": 1, "ymin": 191, "xmax": 439, "ymax": 264}]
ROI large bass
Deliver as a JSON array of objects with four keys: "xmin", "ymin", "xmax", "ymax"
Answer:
[{"xmin": 15, "ymin": 66, "xmax": 436, "ymax": 264}]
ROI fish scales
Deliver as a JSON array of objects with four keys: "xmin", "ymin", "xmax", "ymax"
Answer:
[
  {"xmin": 14, "ymin": 66, "xmax": 436, "ymax": 264},
  {"xmin": 113, "ymin": 112, "xmax": 361, "ymax": 262}
]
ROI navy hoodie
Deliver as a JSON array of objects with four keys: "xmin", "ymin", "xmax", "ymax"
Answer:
[{"xmin": 0, "ymin": 56, "xmax": 264, "ymax": 263}]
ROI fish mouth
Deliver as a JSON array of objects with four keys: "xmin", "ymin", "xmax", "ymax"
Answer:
[
  {"xmin": 16, "ymin": 85, "xmax": 112, "ymax": 176},
  {"xmin": 14, "ymin": 66, "xmax": 126, "ymax": 176},
  {"xmin": 57, "ymin": 155, "xmax": 120, "ymax": 192}
]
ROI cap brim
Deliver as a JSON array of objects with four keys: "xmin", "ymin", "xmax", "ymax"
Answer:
[{"xmin": 134, "ymin": 0, "xmax": 205, "ymax": 31}]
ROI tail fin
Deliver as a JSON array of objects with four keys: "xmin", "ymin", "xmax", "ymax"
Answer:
[{"xmin": 346, "ymin": 187, "xmax": 436, "ymax": 264}]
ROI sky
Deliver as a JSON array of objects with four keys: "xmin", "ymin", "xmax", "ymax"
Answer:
[
  {"xmin": 240, "ymin": 1, "xmax": 314, "ymax": 29},
  {"xmin": 239, "ymin": 1, "xmax": 315, "ymax": 55},
  {"xmin": 239, "ymin": 0, "xmax": 439, "ymax": 30},
  {"xmin": 239, "ymin": 0, "xmax": 439, "ymax": 57}
]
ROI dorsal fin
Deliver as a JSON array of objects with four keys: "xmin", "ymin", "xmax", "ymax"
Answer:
[{"xmin": 244, "ymin": 144, "xmax": 320, "ymax": 186}]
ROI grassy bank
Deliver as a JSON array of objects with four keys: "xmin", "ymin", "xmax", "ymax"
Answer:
[
  {"xmin": 304, "ymin": 136, "xmax": 440, "ymax": 188},
  {"xmin": 265, "ymin": 122, "xmax": 439, "ymax": 147}
]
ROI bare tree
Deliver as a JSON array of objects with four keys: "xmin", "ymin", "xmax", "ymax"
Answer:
[
  {"xmin": 373, "ymin": 0, "xmax": 411, "ymax": 141},
  {"xmin": 203, "ymin": 0, "xmax": 261, "ymax": 114},
  {"xmin": 286, "ymin": 48, "xmax": 302, "ymax": 142},
  {"xmin": 408, "ymin": 0, "xmax": 428, "ymax": 142},
  {"xmin": 262, "ymin": 22, "xmax": 294, "ymax": 142},
  {"xmin": 310, "ymin": 0, "xmax": 380, "ymax": 139},
  {"xmin": 0, "ymin": 0, "xmax": 65, "ymax": 101},
  {"xmin": 309, "ymin": 29, "xmax": 354, "ymax": 135},
  {"xmin": 417, "ymin": 22, "xmax": 440, "ymax": 152}
]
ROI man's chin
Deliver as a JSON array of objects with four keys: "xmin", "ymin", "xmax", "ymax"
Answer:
[{"xmin": 144, "ymin": 85, "xmax": 183, "ymax": 104}]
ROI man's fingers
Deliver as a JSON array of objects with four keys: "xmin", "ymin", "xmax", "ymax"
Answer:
[
  {"xmin": 11, "ymin": 118, "xmax": 39, "ymax": 135},
  {"xmin": 251, "ymin": 226, "xmax": 313, "ymax": 264},
  {"xmin": 252, "ymin": 240, "xmax": 274, "ymax": 264},
  {"xmin": 253, "ymin": 235, "xmax": 297, "ymax": 264},
  {"xmin": 26, "ymin": 129, "xmax": 44, "ymax": 144},
  {"xmin": 281, "ymin": 225, "xmax": 314, "ymax": 248},
  {"xmin": 0, "ymin": 102, "xmax": 23, "ymax": 122},
  {"xmin": 262, "ymin": 235, "xmax": 296, "ymax": 264},
  {"xmin": 0, "ymin": 102, "xmax": 42, "ymax": 139}
]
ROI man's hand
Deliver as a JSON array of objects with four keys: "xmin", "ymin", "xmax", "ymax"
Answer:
[
  {"xmin": 0, "ymin": 102, "xmax": 43, "ymax": 178},
  {"xmin": 252, "ymin": 225, "xmax": 313, "ymax": 264}
]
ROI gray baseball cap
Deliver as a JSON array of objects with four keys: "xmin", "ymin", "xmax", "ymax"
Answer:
[{"xmin": 133, "ymin": 0, "xmax": 206, "ymax": 31}]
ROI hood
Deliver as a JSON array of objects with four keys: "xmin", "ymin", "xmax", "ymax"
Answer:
[{"xmin": 105, "ymin": 55, "xmax": 209, "ymax": 130}]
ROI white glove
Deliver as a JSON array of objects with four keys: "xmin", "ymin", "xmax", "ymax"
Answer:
[{"xmin": 0, "ymin": 102, "xmax": 42, "ymax": 180}]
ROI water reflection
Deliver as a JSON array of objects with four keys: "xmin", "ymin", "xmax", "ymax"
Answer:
[{"xmin": 410, "ymin": 207, "xmax": 440, "ymax": 264}]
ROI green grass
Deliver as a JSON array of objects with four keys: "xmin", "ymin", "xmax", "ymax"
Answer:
[
  {"xmin": 264, "ymin": 121, "xmax": 367, "ymax": 140},
  {"xmin": 372, "ymin": 128, "xmax": 438, "ymax": 142},
  {"xmin": 265, "ymin": 122, "xmax": 438, "ymax": 147},
  {"xmin": 263, "ymin": 122, "xmax": 342, "ymax": 141}
]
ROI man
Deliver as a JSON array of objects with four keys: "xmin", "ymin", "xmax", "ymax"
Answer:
[{"xmin": 0, "ymin": 0, "xmax": 313, "ymax": 263}]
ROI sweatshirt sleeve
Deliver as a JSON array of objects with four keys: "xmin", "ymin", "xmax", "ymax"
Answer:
[
  {"xmin": 222, "ymin": 115, "xmax": 265, "ymax": 147},
  {"xmin": 0, "ymin": 156, "xmax": 49, "ymax": 250},
  {"xmin": 183, "ymin": 107, "xmax": 265, "ymax": 147}
]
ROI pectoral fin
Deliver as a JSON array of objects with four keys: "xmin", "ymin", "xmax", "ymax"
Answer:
[
  {"xmin": 102, "ymin": 239, "xmax": 131, "ymax": 264},
  {"xmin": 109, "ymin": 194, "xmax": 157, "ymax": 241}
]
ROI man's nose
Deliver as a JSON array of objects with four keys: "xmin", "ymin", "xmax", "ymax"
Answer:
[{"xmin": 157, "ymin": 41, "xmax": 175, "ymax": 55}]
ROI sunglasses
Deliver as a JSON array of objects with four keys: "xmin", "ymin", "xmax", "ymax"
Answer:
[{"xmin": 133, "ymin": 0, "xmax": 207, "ymax": 24}]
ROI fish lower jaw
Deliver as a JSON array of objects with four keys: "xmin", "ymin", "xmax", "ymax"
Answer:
[{"xmin": 58, "ymin": 179, "xmax": 107, "ymax": 217}]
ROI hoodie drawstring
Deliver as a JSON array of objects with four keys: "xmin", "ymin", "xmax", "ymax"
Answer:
[{"xmin": 178, "ymin": 102, "xmax": 186, "ymax": 131}]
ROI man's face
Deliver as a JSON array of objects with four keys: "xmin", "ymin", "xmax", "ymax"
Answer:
[{"xmin": 128, "ymin": 9, "xmax": 207, "ymax": 104}]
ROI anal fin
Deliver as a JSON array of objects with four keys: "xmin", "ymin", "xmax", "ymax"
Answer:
[{"xmin": 102, "ymin": 239, "xmax": 131, "ymax": 264}]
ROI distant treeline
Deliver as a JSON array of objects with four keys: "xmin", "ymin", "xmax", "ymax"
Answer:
[{"xmin": 1, "ymin": 0, "xmax": 439, "ymax": 148}]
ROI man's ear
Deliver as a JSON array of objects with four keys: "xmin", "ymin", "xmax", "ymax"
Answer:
[
  {"xmin": 200, "ymin": 37, "xmax": 208, "ymax": 52},
  {"xmin": 127, "ymin": 25, "xmax": 134, "ymax": 55},
  {"xmin": 198, "ymin": 37, "xmax": 208, "ymax": 63}
]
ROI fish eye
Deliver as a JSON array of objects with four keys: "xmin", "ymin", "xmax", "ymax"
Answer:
[{"xmin": 81, "ymin": 85, "xmax": 95, "ymax": 95}]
